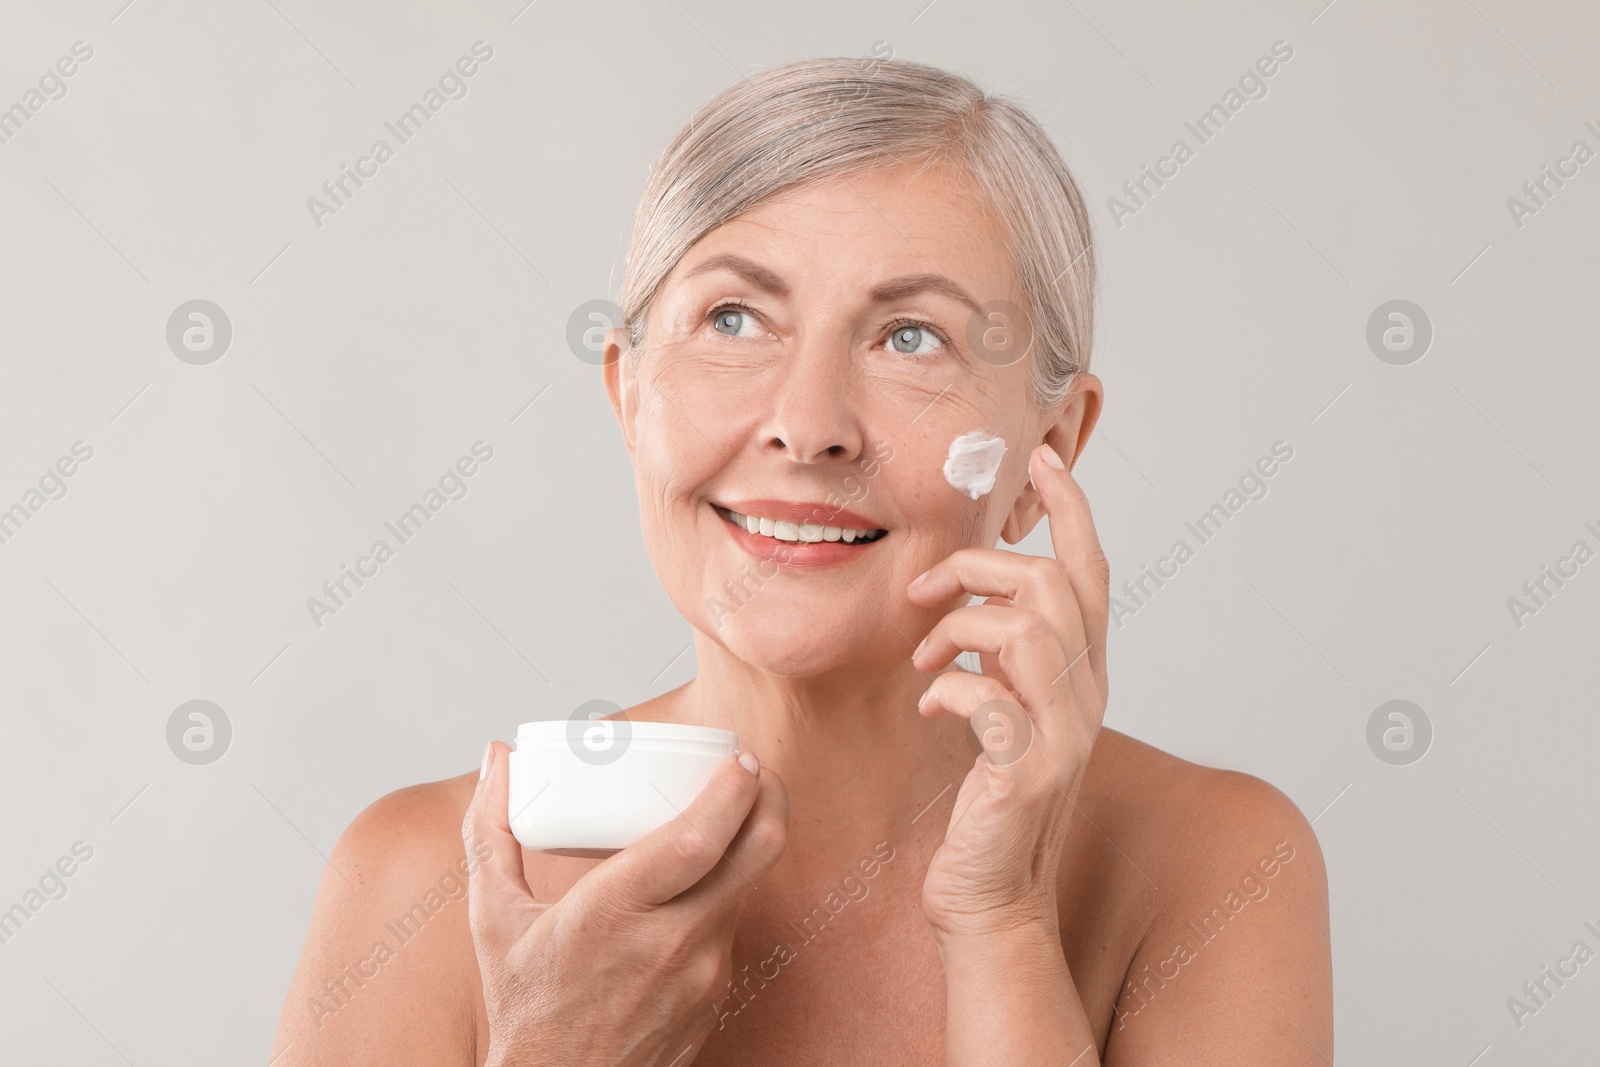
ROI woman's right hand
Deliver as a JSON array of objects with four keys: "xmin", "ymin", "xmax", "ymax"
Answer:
[{"xmin": 461, "ymin": 740, "xmax": 788, "ymax": 1067}]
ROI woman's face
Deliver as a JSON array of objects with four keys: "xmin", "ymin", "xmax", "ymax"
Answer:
[{"xmin": 604, "ymin": 160, "xmax": 1097, "ymax": 677}]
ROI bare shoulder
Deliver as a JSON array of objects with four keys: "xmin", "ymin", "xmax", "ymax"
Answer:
[
  {"xmin": 338, "ymin": 770, "xmax": 481, "ymax": 878},
  {"xmin": 1086, "ymin": 728, "xmax": 1333, "ymax": 1065},
  {"xmin": 270, "ymin": 768, "xmax": 485, "ymax": 1066},
  {"xmin": 1086, "ymin": 727, "xmax": 1326, "ymax": 871}
]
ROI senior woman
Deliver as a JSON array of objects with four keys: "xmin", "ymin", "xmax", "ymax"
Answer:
[{"xmin": 272, "ymin": 57, "xmax": 1332, "ymax": 1065}]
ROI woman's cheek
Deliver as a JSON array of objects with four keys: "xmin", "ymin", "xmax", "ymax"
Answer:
[{"xmin": 650, "ymin": 358, "xmax": 768, "ymax": 430}]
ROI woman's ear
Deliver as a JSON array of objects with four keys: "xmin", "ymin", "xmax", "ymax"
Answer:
[
  {"xmin": 998, "ymin": 373, "xmax": 1104, "ymax": 544},
  {"xmin": 1060, "ymin": 372, "xmax": 1103, "ymax": 472},
  {"xmin": 602, "ymin": 326, "xmax": 636, "ymax": 462}
]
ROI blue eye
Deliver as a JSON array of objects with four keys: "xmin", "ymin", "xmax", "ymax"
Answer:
[
  {"xmin": 707, "ymin": 302, "xmax": 949, "ymax": 357},
  {"xmin": 888, "ymin": 321, "xmax": 945, "ymax": 357},
  {"xmin": 709, "ymin": 303, "xmax": 760, "ymax": 337}
]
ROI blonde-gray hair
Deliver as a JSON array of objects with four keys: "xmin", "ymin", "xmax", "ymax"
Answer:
[{"xmin": 619, "ymin": 56, "xmax": 1096, "ymax": 412}]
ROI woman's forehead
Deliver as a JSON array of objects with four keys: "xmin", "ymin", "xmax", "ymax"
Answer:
[{"xmin": 670, "ymin": 164, "xmax": 1020, "ymax": 298}]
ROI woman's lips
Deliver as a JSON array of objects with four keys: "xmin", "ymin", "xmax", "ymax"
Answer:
[
  {"xmin": 713, "ymin": 498, "xmax": 886, "ymax": 531},
  {"xmin": 711, "ymin": 503, "xmax": 887, "ymax": 568}
]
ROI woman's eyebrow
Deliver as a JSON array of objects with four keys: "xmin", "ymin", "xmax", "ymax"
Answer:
[
  {"xmin": 682, "ymin": 253, "xmax": 790, "ymax": 296},
  {"xmin": 682, "ymin": 253, "xmax": 982, "ymax": 315},
  {"xmin": 868, "ymin": 273, "xmax": 982, "ymax": 316}
]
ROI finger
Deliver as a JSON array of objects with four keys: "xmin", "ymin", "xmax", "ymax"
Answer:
[
  {"xmin": 918, "ymin": 669, "xmax": 1040, "ymax": 772},
  {"xmin": 975, "ymin": 595, "xmax": 1014, "ymax": 685},
  {"xmin": 914, "ymin": 604, "xmax": 1085, "ymax": 739},
  {"xmin": 907, "ymin": 546, "xmax": 1086, "ymax": 663},
  {"xmin": 918, "ymin": 667, "xmax": 1020, "ymax": 719},
  {"xmin": 462, "ymin": 741, "xmax": 542, "ymax": 946},
  {"xmin": 594, "ymin": 751, "xmax": 763, "ymax": 908},
  {"xmin": 1028, "ymin": 445, "xmax": 1110, "ymax": 681},
  {"xmin": 667, "ymin": 764, "xmax": 789, "ymax": 912}
]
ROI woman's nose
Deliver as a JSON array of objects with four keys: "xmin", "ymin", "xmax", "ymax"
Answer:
[{"xmin": 760, "ymin": 335, "xmax": 866, "ymax": 464}]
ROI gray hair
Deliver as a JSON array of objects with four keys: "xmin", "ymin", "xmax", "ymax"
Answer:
[{"xmin": 619, "ymin": 56, "xmax": 1096, "ymax": 412}]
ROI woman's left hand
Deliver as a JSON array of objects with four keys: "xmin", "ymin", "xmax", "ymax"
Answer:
[{"xmin": 906, "ymin": 442, "xmax": 1111, "ymax": 942}]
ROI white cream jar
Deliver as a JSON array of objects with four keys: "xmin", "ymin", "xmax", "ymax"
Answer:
[{"xmin": 507, "ymin": 719, "xmax": 740, "ymax": 857}]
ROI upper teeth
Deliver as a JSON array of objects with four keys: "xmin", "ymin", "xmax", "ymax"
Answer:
[{"xmin": 727, "ymin": 510, "xmax": 884, "ymax": 543}]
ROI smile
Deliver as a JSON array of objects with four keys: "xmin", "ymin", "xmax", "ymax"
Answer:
[
  {"xmin": 710, "ymin": 501, "xmax": 889, "ymax": 567},
  {"xmin": 714, "ymin": 505, "xmax": 887, "ymax": 544}
]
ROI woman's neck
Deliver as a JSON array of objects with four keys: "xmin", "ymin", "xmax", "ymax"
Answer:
[{"xmin": 658, "ymin": 638, "xmax": 974, "ymax": 871}]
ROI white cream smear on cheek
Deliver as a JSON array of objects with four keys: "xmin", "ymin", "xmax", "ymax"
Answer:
[{"xmin": 943, "ymin": 431, "xmax": 1008, "ymax": 501}]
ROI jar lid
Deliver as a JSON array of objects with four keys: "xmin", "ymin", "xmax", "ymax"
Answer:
[{"xmin": 514, "ymin": 719, "xmax": 738, "ymax": 745}]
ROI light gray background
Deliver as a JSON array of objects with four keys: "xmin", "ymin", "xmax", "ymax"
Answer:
[{"xmin": 1, "ymin": 0, "xmax": 1595, "ymax": 1063}]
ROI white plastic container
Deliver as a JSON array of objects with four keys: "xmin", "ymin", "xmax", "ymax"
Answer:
[{"xmin": 507, "ymin": 719, "xmax": 740, "ymax": 857}]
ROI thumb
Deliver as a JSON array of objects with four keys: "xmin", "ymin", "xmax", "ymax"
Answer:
[{"xmin": 462, "ymin": 740, "xmax": 544, "ymax": 947}]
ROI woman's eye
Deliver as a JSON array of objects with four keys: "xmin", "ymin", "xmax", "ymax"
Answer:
[
  {"xmin": 710, "ymin": 306, "xmax": 760, "ymax": 337},
  {"xmin": 888, "ymin": 323, "xmax": 944, "ymax": 357},
  {"xmin": 706, "ymin": 306, "xmax": 947, "ymax": 355}
]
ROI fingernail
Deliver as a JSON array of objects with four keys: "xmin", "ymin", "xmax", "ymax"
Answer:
[
  {"xmin": 908, "ymin": 569, "xmax": 929, "ymax": 590},
  {"xmin": 479, "ymin": 742, "xmax": 493, "ymax": 781},
  {"xmin": 738, "ymin": 750, "xmax": 760, "ymax": 776},
  {"xmin": 1038, "ymin": 443, "xmax": 1066, "ymax": 470},
  {"xmin": 913, "ymin": 636, "xmax": 927, "ymax": 663},
  {"xmin": 917, "ymin": 687, "xmax": 933, "ymax": 710}
]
